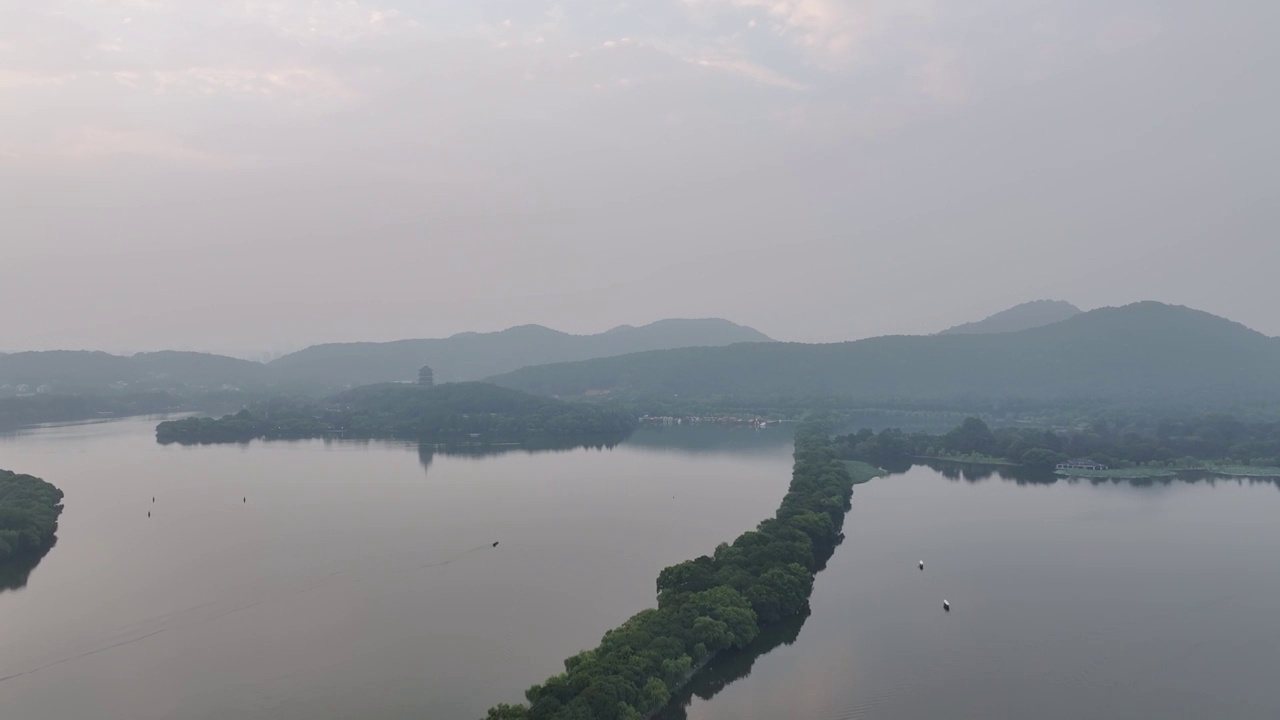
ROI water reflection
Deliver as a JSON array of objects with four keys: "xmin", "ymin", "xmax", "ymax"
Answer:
[
  {"xmin": 0, "ymin": 417, "xmax": 798, "ymax": 720},
  {"xmin": 920, "ymin": 460, "xmax": 1280, "ymax": 489},
  {"xmin": 415, "ymin": 436, "xmax": 631, "ymax": 474},
  {"xmin": 656, "ymin": 531, "xmax": 844, "ymax": 718},
  {"xmin": 657, "ymin": 610, "xmax": 810, "ymax": 720},
  {"xmin": 623, "ymin": 425, "xmax": 795, "ymax": 457},
  {"xmin": 675, "ymin": 462, "xmax": 1280, "ymax": 720},
  {"xmin": 401, "ymin": 426, "xmax": 788, "ymax": 474},
  {"xmin": 0, "ymin": 541, "xmax": 56, "ymax": 594},
  {"xmin": 659, "ymin": 459, "xmax": 1280, "ymax": 719}
]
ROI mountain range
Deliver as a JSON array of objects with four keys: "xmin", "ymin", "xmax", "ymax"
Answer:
[
  {"xmin": 939, "ymin": 300, "xmax": 1081, "ymax": 335},
  {"xmin": 6, "ymin": 304, "xmax": 1279, "ymax": 411},
  {"xmin": 264, "ymin": 318, "xmax": 773, "ymax": 387},
  {"xmin": 0, "ymin": 351, "xmax": 267, "ymax": 394},
  {"xmin": 0, "ymin": 319, "xmax": 771, "ymax": 394},
  {"xmin": 488, "ymin": 303, "xmax": 1280, "ymax": 407}
]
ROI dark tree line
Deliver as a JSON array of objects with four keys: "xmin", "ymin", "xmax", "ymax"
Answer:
[
  {"xmin": 481, "ymin": 421, "xmax": 872, "ymax": 720},
  {"xmin": 836, "ymin": 415, "xmax": 1280, "ymax": 471},
  {"xmin": 0, "ymin": 391, "xmax": 180, "ymax": 429},
  {"xmin": 0, "ymin": 470, "xmax": 64, "ymax": 563},
  {"xmin": 155, "ymin": 383, "xmax": 638, "ymax": 446}
]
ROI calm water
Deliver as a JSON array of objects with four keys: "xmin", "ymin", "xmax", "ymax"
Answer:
[
  {"xmin": 668, "ymin": 464, "xmax": 1280, "ymax": 720},
  {"xmin": 0, "ymin": 419, "xmax": 793, "ymax": 720},
  {"xmin": 4, "ymin": 421, "xmax": 1280, "ymax": 720}
]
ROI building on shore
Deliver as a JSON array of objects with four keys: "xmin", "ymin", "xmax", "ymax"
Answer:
[
  {"xmin": 418, "ymin": 365, "xmax": 435, "ymax": 388},
  {"xmin": 1056, "ymin": 459, "xmax": 1109, "ymax": 471}
]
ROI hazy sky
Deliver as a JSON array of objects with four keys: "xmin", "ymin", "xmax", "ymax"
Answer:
[{"xmin": 2, "ymin": 1, "xmax": 1276, "ymax": 356}]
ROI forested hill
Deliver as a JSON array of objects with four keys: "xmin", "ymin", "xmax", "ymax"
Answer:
[
  {"xmin": 489, "ymin": 303, "xmax": 1280, "ymax": 407},
  {"xmin": 155, "ymin": 382, "xmax": 637, "ymax": 445},
  {"xmin": 1, "ymin": 320, "xmax": 768, "ymax": 396},
  {"xmin": 939, "ymin": 299, "xmax": 1081, "ymax": 335},
  {"xmin": 0, "ymin": 350, "xmax": 269, "ymax": 394},
  {"xmin": 266, "ymin": 319, "xmax": 771, "ymax": 387}
]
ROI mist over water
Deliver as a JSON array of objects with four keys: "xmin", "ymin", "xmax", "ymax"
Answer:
[
  {"xmin": 671, "ymin": 466, "xmax": 1280, "ymax": 720},
  {"xmin": 4, "ymin": 420, "xmax": 1279, "ymax": 719},
  {"xmin": 4, "ymin": 3, "xmax": 1278, "ymax": 719},
  {"xmin": 0, "ymin": 421, "xmax": 792, "ymax": 720}
]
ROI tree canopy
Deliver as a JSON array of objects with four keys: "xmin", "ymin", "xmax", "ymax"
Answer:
[
  {"xmin": 836, "ymin": 415, "xmax": 1280, "ymax": 471},
  {"xmin": 0, "ymin": 470, "xmax": 64, "ymax": 564},
  {"xmin": 478, "ymin": 421, "xmax": 876, "ymax": 720},
  {"xmin": 155, "ymin": 382, "xmax": 637, "ymax": 446}
]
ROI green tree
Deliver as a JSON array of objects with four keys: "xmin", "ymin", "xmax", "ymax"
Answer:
[
  {"xmin": 944, "ymin": 417, "xmax": 998, "ymax": 456},
  {"xmin": 1019, "ymin": 447, "xmax": 1064, "ymax": 470},
  {"xmin": 484, "ymin": 704, "xmax": 529, "ymax": 720},
  {"xmin": 639, "ymin": 677, "xmax": 671, "ymax": 714}
]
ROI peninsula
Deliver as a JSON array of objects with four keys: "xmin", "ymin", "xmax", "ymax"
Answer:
[
  {"xmin": 481, "ymin": 421, "xmax": 882, "ymax": 720},
  {"xmin": 0, "ymin": 470, "xmax": 65, "ymax": 564}
]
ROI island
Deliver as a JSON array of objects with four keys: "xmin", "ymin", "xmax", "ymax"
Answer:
[
  {"xmin": 480, "ymin": 420, "xmax": 883, "ymax": 720},
  {"xmin": 0, "ymin": 469, "xmax": 65, "ymax": 565},
  {"xmin": 155, "ymin": 382, "xmax": 638, "ymax": 447}
]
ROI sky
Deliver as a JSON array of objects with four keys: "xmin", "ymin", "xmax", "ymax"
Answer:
[{"xmin": 2, "ymin": 0, "xmax": 1277, "ymax": 357}]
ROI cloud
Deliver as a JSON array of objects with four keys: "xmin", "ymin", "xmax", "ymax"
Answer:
[
  {"xmin": 5, "ymin": 126, "xmax": 244, "ymax": 168},
  {"xmin": 237, "ymin": 1, "xmax": 414, "ymax": 44},
  {"xmin": 3, "ymin": 0, "xmax": 1276, "ymax": 353},
  {"xmin": 1096, "ymin": 13, "xmax": 1163, "ymax": 54},
  {"xmin": 682, "ymin": 0, "xmax": 935, "ymax": 64},
  {"xmin": 691, "ymin": 56, "xmax": 808, "ymax": 90},
  {"xmin": 148, "ymin": 67, "xmax": 352, "ymax": 100},
  {"xmin": 0, "ymin": 70, "xmax": 80, "ymax": 89},
  {"xmin": 911, "ymin": 47, "xmax": 968, "ymax": 105}
]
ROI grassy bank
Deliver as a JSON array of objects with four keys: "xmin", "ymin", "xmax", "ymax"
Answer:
[
  {"xmin": 1208, "ymin": 466, "xmax": 1280, "ymax": 478},
  {"xmin": 843, "ymin": 460, "xmax": 887, "ymax": 485},
  {"xmin": 1055, "ymin": 468, "xmax": 1178, "ymax": 480},
  {"xmin": 914, "ymin": 454, "xmax": 1019, "ymax": 467}
]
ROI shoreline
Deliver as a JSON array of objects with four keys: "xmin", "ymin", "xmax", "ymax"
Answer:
[
  {"xmin": 483, "ymin": 422, "xmax": 866, "ymax": 720},
  {"xmin": 915, "ymin": 455, "xmax": 1019, "ymax": 467},
  {"xmin": 650, "ymin": 461, "xmax": 884, "ymax": 718}
]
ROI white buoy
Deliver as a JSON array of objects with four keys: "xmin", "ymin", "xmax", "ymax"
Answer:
[{"xmin": 943, "ymin": 599, "xmax": 951, "ymax": 612}]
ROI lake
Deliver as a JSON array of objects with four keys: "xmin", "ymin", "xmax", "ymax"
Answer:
[
  {"xmin": 664, "ymin": 463, "xmax": 1280, "ymax": 720},
  {"xmin": 0, "ymin": 419, "xmax": 793, "ymax": 720},
  {"xmin": 3, "ymin": 421, "xmax": 1280, "ymax": 720}
]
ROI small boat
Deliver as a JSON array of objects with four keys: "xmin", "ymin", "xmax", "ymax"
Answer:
[
  {"xmin": 943, "ymin": 600, "xmax": 951, "ymax": 612},
  {"xmin": 492, "ymin": 541, "xmax": 499, "ymax": 548}
]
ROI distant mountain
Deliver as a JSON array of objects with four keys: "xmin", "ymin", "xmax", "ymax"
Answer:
[
  {"xmin": 0, "ymin": 319, "xmax": 768, "ymax": 395},
  {"xmin": 939, "ymin": 300, "xmax": 1081, "ymax": 335},
  {"xmin": 489, "ymin": 303, "xmax": 1280, "ymax": 406},
  {"xmin": 130, "ymin": 351, "xmax": 268, "ymax": 387},
  {"xmin": 0, "ymin": 350, "xmax": 267, "ymax": 394},
  {"xmin": 267, "ymin": 319, "xmax": 772, "ymax": 387}
]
